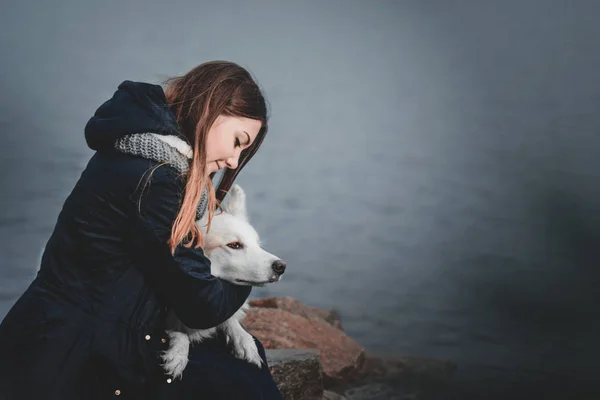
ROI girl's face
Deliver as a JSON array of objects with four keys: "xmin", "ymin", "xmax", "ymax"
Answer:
[{"xmin": 205, "ymin": 115, "xmax": 262, "ymax": 174}]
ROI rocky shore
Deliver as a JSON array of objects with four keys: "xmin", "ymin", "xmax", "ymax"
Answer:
[{"xmin": 244, "ymin": 297, "xmax": 458, "ymax": 400}]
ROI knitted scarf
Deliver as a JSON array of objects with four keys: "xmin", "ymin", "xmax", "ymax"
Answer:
[{"xmin": 113, "ymin": 133, "xmax": 208, "ymax": 220}]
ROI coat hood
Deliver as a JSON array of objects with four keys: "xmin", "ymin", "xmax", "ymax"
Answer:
[{"xmin": 84, "ymin": 80, "xmax": 181, "ymax": 151}]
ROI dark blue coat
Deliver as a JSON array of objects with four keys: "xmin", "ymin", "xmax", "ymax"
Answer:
[{"xmin": 0, "ymin": 81, "xmax": 281, "ymax": 399}]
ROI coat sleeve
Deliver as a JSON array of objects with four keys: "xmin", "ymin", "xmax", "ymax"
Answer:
[{"xmin": 130, "ymin": 165, "xmax": 251, "ymax": 329}]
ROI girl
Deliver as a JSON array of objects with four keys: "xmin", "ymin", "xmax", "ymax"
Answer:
[{"xmin": 0, "ymin": 61, "xmax": 283, "ymax": 399}]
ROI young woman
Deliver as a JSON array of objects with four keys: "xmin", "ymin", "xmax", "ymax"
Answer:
[{"xmin": 0, "ymin": 61, "xmax": 283, "ymax": 399}]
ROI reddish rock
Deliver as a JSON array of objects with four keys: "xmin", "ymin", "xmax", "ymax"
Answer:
[
  {"xmin": 243, "ymin": 307, "xmax": 365, "ymax": 384},
  {"xmin": 247, "ymin": 297, "xmax": 458, "ymax": 399},
  {"xmin": 249, "ymin": 297, "xmax": 344, "ymax": 330}
]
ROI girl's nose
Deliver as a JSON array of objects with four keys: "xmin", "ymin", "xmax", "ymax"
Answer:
[{"xmin": 225, "ymin": 155, "xmax": 239, "ymax": 169}]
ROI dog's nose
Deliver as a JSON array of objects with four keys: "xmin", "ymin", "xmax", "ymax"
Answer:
[{"xmin": 272, "ymin": 260, "xmax": 287, "ymax": 275}]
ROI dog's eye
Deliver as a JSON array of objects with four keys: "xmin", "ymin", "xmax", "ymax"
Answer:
[{"xmin": 227, "ymin": 242, "xmax": 244, "ymax": 250}]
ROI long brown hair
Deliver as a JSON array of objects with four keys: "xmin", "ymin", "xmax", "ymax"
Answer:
[{"xmin": 163, "ymin": 61, "xmax": 268, "ymax": 253}]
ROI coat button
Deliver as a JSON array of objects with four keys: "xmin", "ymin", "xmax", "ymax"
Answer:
[
  {"xmin": 145, "ymin": 334, "xmax": 151, "ymax": 340},
  {"xmin": 161, "ymin": 338, "xmax": 167, "ymax": 343},
  {"xmin": 115, "ymin": 389, "xmax": 121, "ymax": 395}
]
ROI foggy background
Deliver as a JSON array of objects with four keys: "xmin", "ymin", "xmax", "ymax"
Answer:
[{"xmin": 1, "ymin": 0, "xmax": 600, "ymax": 398}]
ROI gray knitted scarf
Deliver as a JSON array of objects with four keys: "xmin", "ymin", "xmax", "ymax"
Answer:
[{"xmin": 113, "ymin": 133, "xmax": 208, "ymax": 220}]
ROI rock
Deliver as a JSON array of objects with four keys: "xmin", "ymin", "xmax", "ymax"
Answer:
[
  {"xmin": 249, "ymin": 297, "xmax": 344, "ymax": 330},
  {"xmin": 250, "ymin": 297, "xmax": 458, "ymax": 399},
  {"xmin": 324, "ymin": 354, "xmax": 458, "ymax": 400},
  {"xmin": 321, "ymin": 353, "xmax": 457, "ymax": 400},
  {"xmin": 322, "ymin": 390, "xmax": 348, "ymax": 400},
  {"xmin": 344, "ymin": 383, "xmax": 402, "ymax": 400},
  {"xmin": 266, "ymin": 349, "xmax": 323, "ymax": 400},
  {"xmin": 244, "ymin": 307, "xmax": 365, "ymax": 384}
]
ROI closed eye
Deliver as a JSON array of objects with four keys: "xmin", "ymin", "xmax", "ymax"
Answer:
[
  {"xmin": 227, "ymin": 241, "xmax": 244, "ymax": 250},
  {"xmin": 235, "ymin": 131, "xmax": 251, "ymax": 148}
]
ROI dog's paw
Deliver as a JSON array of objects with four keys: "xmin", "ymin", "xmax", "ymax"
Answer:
[
  {"xmin": 161, "ymin": 349, "xmax": 189, "ymax": 379},
  {"xmin": 160, "ymin": 331, "xmax": 190, "ymax": 380},
  {"xmin": 230, "ymin": 332, "xmax": 263, "ymax": 368}
]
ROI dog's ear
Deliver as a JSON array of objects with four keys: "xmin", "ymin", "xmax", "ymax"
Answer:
[{"xmin": 223, "ymin": 184, "xmax": 248, "ymax": 221}]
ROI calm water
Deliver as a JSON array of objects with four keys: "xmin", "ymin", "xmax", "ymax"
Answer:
[{"xmin": 2, "ymin": 0, "xmax": 600, "ymax": 397}]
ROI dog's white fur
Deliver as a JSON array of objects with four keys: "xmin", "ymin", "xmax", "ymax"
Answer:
[{"xmin": 160, "ymin": 184, "xmax": 285, "ymax": 379}]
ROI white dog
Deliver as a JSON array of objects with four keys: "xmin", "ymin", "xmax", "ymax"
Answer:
[{"xmin": 160, "ymin": 184, "xmax": 286, "ymax": 379}]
